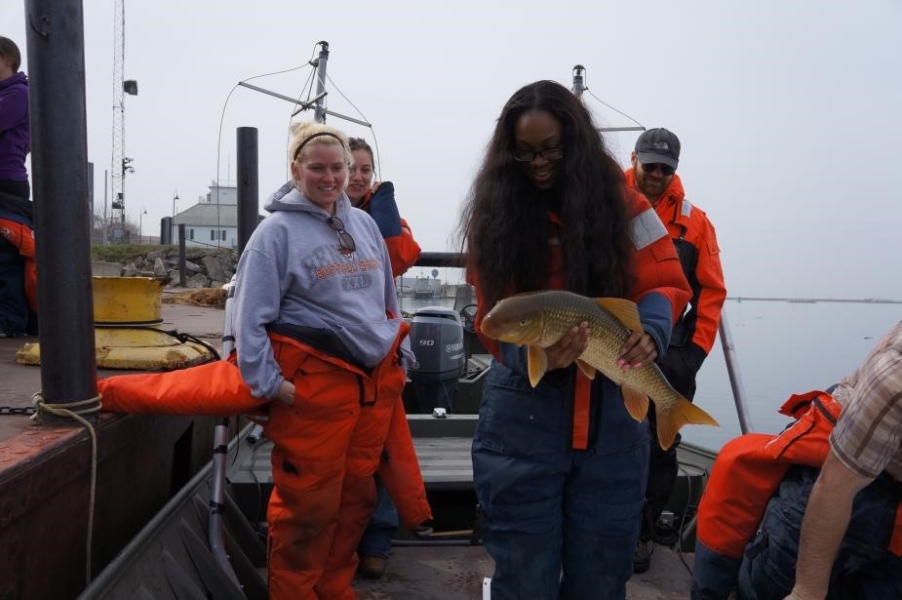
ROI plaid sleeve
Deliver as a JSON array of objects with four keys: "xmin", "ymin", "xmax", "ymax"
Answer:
[{"xmin": 830, "ymin": 344, "xmax": 902, "ymax": 479}]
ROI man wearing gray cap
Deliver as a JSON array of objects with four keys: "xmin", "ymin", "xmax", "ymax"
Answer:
[{"xmin": 626, "ymin": 128, "xmax": 727, "ymax": 573}]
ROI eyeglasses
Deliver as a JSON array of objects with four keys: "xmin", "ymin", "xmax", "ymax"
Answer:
[
  {"xmin": 327, "ymin": 216, "xmax": 356, "ymax": 254},
  {"xmin": 641, "ymin": 162, "xmax": 675, "ymax": 176},
  {"xmin": 512, "ymin": 147, "xmax": 564, "ymax": 163}
]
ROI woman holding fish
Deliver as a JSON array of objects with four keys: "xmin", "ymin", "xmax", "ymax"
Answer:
[{"xmin": 459, "ymin": 80, "xmax": 700, "ymax": 600}]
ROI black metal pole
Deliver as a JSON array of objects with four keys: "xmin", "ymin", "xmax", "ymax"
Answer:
[
  {"xmin": 25, "ymin": 0, "xmax": 98, "ymax": 405},
  {"xmin": 236, "ymin": 127, "xmax": 259, "ymax": 255},
  {"xmin": 415, "ymin": 252, "xmax": 466, "ymax": 268},
  {"xmin": 160, "ymin": 216, "xmax": 172, "ymax": 245},
  {"xmin": 178, "ymin": 224, "xmax": 186, "ymax": 286}
]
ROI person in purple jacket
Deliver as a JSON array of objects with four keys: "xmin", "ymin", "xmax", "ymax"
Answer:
[
  {"xmin": 0, "ymin": 37, "xmax": 35, "ymax": 337},
  {"xmin": 0, "ymin": 37, "xmax": 29, "ymax": 200}
]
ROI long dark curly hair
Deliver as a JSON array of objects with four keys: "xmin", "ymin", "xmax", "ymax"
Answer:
[{"xmin": 458, "ymin": 80, "xmax": 634, "ymax": 310}]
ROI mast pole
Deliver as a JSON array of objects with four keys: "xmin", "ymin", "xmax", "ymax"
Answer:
[
  {"xmin": 25, "ymin": 0, "xmax": 99, "ymax": 409},
  {"xmin": 312, "ymin": 41, "xmax": 330, "ymax": 124},
  {"xmin": 571, "ymin": 64, "xmax": 587, "ymax": 98}
]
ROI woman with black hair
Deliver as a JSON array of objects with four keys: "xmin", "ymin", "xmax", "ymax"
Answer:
[{"xmin": 459, "ymin": 80, "xmax": 691, "ymax": 599}]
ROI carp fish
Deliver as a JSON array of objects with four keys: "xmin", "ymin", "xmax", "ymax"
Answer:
[{"xmin": 479, "ymin": 290, "xmax": 718, "ymax": 450}]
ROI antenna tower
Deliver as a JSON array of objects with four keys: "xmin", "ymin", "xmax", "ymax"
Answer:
[{"xmin": 110, "ymin": 0, "xmax": 136, "ymax": 241}]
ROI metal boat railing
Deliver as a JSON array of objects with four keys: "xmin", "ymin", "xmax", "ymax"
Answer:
[{"xmin": 718, "ymin": 308, "xmax": 753, "ymax": 433}]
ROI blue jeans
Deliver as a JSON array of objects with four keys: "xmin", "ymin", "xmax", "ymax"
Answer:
[
  {"xmin": 357, "ymin": 476, "xmax": 398, "ymax": 559},
  {"xmin": 691, "ymin": 541, "xmax": 743, "ymax": 600},
  {"xmin": 737, "ymin": 466, "xmax": 902, "ymax": 600},
  {"xmin": 473, "ymin": 363, "xmax": 649, "ymax": 600}
]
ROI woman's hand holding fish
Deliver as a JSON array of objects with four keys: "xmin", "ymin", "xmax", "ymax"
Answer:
[
  {"xmin": 617, "ymin": 331, "xmax": 657, "ymax": 370},
  {"xmin": 545, "ymin": 321, "xmax": 590, "ymax": 370}
]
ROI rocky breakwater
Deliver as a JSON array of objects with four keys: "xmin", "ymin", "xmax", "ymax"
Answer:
[{"xmin": 92, "ymin": 247, "xmax": 239, "ymax": 289}]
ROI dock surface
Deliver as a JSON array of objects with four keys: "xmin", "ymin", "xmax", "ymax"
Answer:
[
  {"xmin": 0, "ymin": 300, "xmax": 226, "ymax": 441},
  {"xmin": 0, "ymin": 296, "xmax": 227, "ymax": 600}
]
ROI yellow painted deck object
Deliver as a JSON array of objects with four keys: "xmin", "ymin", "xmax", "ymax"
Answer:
[{"xmin": 16, "ymin": 277, "xmax": 217, "ymax": 370}]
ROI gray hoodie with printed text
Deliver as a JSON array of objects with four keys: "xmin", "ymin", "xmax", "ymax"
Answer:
[{"xmin": 232, "ymin": 182, "xmax": 412, "ymax": 399}]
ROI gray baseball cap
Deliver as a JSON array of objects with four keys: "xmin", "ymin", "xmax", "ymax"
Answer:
[{"xmin": 635, "ymin": 128, "xmax": 680, "ymax": 170}]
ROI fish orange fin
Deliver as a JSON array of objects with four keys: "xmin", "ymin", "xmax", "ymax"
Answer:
[
  {"xmin": 621, "ymin": 385, "xmax": 649, "ymax": 422},
  {"xmin": 575, "ymin": 359, "xmax": 596, "ymax": 380},
  {"xmin": 593, "ymin": 297, "xmax": 643, "ymax": 332},
  {"xmin": 654, "ymin": 396, "xmax": 720, "ymax": 450},
  {"xmin": 527, "ymin": 346, "xmax": 548, "ymax": 388}
]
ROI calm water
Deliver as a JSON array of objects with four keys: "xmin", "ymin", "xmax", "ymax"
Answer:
[
  {"xmin": 400, "ymin": 294, "xmax": 901, "ymax": 452},
  {"xmin": 688, "ymin": 300, "xmax": 900, "ymax": 451}
]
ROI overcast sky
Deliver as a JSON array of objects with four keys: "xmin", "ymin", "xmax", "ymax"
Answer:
[{"xmin": 3, "ymin": 1, "xmax": 901, "ymax": 299}]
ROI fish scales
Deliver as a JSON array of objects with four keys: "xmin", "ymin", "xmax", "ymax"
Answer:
[
  {"xmin": 535, "ymin": 292, "xmax": 683, "ymax": 410},
  {"xmin": 479, "ymin": 290, "xmax": 719, "ymax": 449}
]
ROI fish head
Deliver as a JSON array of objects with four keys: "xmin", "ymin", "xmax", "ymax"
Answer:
[{"xmin": 479, "ymin": 295, "xmax": 547, "ymax": 346}]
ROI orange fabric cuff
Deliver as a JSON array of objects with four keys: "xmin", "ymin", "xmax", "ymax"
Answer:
[
  {"xmin": 890, "ymin": 503, "xmax": 902, "ymax": 557},
  {"xmin": 572, "ymin": 373, "xmax": 591, "ymax": 450}
]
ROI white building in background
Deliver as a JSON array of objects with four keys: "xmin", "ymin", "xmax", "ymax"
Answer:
[
  {"xmin": 171, "ymin": 183, "xmax": 238, "ymax": 248},
  {"xmin": 204, "ymin": 184, "xmax": 237, "ymax": 206}
]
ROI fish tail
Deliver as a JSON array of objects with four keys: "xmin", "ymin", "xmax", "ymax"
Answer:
[{"xmin": 655, "ymin": 397, "xmax": 719, "ymax": 451}]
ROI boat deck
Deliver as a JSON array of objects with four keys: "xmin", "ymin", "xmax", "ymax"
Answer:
[
  {"xmin": 353, "ymin": 544, "xmax": 695, "ymax": 599},
  {"xmin": 6, "ymin": 297, "xmax": 707, "ymax": 599},
  {"xmin": 230, "ymin": 432, "xmax": 476, "ymax": 491},
  {"xmin": 229, "ymin": 421, "xmax": 705, "ymax": 599}
]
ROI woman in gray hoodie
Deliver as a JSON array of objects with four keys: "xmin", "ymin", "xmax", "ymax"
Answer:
[{"xmin": 231, "ymin": 121, "xmax": 430, "ymax": 599}]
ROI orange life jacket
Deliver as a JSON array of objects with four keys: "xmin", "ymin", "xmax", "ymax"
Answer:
[
  {"xmin": 0, "ymin": 216, "xmax": 38, "ymax": 312},
  {"xmin": 384, "ymin": 218, "xmax": 421, "ymax": 278},
  {"xmin": 624, "ymin": 170, "xmax": 726, "ymax": 354},
  {"xmin": 697, "ymin": 390, "xmax": 902, "ymax": 559}
]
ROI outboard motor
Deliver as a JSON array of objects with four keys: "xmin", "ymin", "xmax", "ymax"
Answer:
[{"xmin": 408, "ymin": 306, "xmax": 466, "ymax": 414}]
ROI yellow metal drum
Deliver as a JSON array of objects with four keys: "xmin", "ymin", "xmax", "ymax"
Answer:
[
  {"xmin": 16, "ymin": 277, "xmax": 217, "ymax": 370},
  {"xmin": 92, "ymin": 276, "xmax": 165, "ymax": 324}
]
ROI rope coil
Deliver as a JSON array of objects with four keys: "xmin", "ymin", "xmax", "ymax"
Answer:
[
  {"xmin": 31, "ymin": 393, "xmax": 103, "ymax": 423},
  {"xmin": 31, "ymin": 392, "xmax": 103, "ymax": 586}
]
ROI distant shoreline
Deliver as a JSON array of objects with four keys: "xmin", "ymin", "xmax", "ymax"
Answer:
[{"xmin": 727, "ymin": 297, "xmax": 902, "ymax": 305}]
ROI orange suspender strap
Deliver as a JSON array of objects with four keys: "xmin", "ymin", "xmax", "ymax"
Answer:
[
  {"xmin": 891, "ymin": 503, "xmax": 902, "ymax": 557},
  {"xmin": 572, "ymin": 372, "xmax": 591, "ymax": 450}
]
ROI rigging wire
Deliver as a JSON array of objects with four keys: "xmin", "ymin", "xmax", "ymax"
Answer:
[
  {"xmin": 585, "ymin": 87, "xmax": 646, "ymax": 130},
  {"xmin": 286, "ymin": 65, "xmax": 318, "ymax": 153},
  {"xmin": 214, "ymin": 42, "xmax": 322, "ymax": 202},
  {"xmin": 582, "ymin": 69, "xmax": 645, "ymax": 130},
  {"xmin": 325, "ymin": 73, "xmax": 383, "ymax": 180}
]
